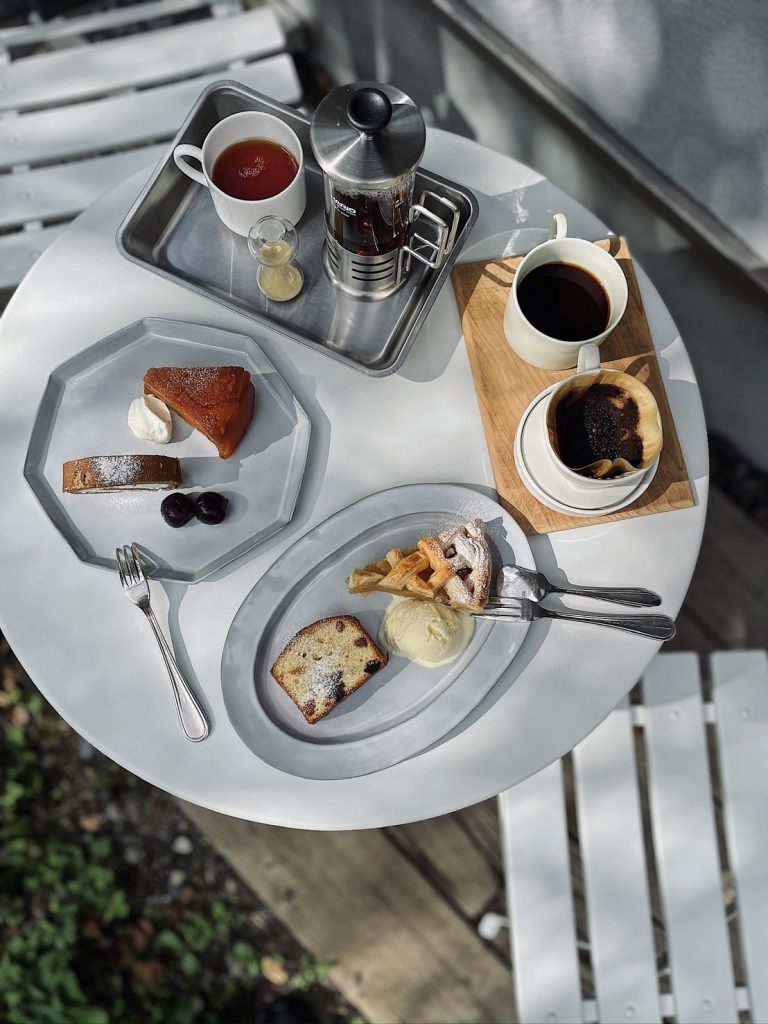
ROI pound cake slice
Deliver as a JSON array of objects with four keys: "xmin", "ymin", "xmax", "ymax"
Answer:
[
  {"xmin": 270, "ymin": 615, "xmax": 387, "ymax": 724},
  {"xmin": 63, "ymin": 454, "xmax": 181, "ymax": 493},
  {"xmin": 144, "ymin": 365, "xmax": 254, "ymax": 459}
]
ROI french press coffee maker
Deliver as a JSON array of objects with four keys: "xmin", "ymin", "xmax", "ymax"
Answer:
[{"xmin": 310, "ymin": 81, "xmax": 459, "ymax": 299}]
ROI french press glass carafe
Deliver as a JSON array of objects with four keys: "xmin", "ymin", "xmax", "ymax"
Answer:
[{"xmin": 310, "ymin": 81, "xmax": 459, "ymax": 299}]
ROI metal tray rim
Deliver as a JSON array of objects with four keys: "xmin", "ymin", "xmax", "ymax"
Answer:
[{"xmin": 115, "ymin": 79, "xmax": 479, "ymax": 377}]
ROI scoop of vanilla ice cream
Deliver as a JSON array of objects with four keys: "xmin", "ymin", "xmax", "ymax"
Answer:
[
  {"xmin": 128, "ymin": 395, "xmax": 172, "ymax": 444},
  {"xmin": 379, "ymin": 597, "xmax": 474, "ymax": 668}
]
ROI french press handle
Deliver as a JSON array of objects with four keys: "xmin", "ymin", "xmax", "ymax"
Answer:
[{"xmin": 403, "ymin": 191, "xmax": 460, "ymax": 271}]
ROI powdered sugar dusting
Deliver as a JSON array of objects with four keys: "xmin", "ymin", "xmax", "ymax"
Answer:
[
  {"xmin": 150, "ymin": 366, "xmax": 231, "ymax": 400},
  {"xmin": 304, "ymin": 652, "xmax": 344, "ymax": 702},
  {"xmin": 90, "ymin": 454, "xmax": 142, "ymax": 486}
]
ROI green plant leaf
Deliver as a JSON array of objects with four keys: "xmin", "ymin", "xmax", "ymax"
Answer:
[
  {"xmin": 180, "ymin": 952, "xmax": 199, "ymax": 977},
  {"xmin": 78, "ymin": 1008, "xmax": 111, "ymax": 1024}
]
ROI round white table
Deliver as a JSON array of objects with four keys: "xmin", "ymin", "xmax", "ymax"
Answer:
[{"xmin": 0, "ymin": 129, "xmax": 708, "ymax": 830}]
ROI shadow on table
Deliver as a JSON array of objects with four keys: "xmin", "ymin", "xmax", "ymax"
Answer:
[{"xmin": 163, "ymin": 580, "xmax": 217, "ymax": 735}]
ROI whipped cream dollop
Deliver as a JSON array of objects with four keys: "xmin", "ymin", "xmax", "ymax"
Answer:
[
  {"xmin": 127, "ymin": 395, "xmax": 172, "ymax": 444},
  {"xmin": 379, "ymin": 596, "xmax": 474, "ymax": 668}
]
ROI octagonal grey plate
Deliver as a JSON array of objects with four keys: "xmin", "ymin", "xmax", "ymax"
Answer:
[
  {"xmin": 221, "ymin": 484, "xmax": 535, "ymax": 779},
  {"xmin": 24, "ymin": 318, "xmax": 311, "ymax": 582}
]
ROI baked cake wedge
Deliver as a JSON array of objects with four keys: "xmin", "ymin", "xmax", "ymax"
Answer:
[
  {"xmin": 270, "ymin": 615, "xmax": 387, "ymax": 724},
  {"xmin": 144, "ymin": 365, "xmax": 254, "ymax": 459},
  {"xmin": 63, "ymin": 455, "xmax": 181, "ymax": 493}
]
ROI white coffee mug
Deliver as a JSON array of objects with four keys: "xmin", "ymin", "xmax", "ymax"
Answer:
[
  {"xmin": 540, "ymin": 343, "xmax": 659, "ymax": 490},
  {"xmin": 173, "ymin": 111, "xmax": 306, "ymax": 237},
  {"xmin": 503, "ymin": 214, "xmax": 628, "ymax": 370}
]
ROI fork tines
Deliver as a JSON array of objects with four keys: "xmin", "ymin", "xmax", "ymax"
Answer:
[{"xmin": 116, "ymin": 543, "xmax": 146, "ymax": 586}]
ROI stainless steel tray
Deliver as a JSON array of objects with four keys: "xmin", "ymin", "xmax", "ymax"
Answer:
[{"xmin": 116, "ymin": 80, "xmax": 478, "ymax": 376}]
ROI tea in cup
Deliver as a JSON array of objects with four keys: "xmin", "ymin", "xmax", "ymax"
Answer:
[
  {"xmin": 503, "ymin": 214, "xmax": 628, "ymax": 370},
  {"xmin": 173, "ymin": 111, "xmax": 306, "ymax": 236}
]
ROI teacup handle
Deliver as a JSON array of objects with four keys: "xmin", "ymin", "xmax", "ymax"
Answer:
[
  {"xmin": 577, "ymin": 342, "xmax": 601, "ymax": 372},
  {"xmin": 548, "ymin": 213, "xmax": 568, "ymax": 240},
  {"xmin": 173, "ymin": 144, "xmax": 207, "ymax": 187}
]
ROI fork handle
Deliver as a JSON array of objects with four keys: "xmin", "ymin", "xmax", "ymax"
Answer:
[
  {"xmin": 553, "ymin": 584, "xmax": 662, "ymax": 608},
  {"xmin": 541, "ymin": 606, "xmax": 676, "ymax": 641},
  {"xmin": 143, "ymin": 607, "xmax": 209, "ymax": 742}
]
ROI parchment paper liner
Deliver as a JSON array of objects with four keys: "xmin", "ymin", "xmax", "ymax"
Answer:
[{"xmin": 546, "ymin": 368, "xmax": 663, "ymax": 480}]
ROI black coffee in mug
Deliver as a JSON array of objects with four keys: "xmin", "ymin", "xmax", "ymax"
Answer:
[{"xmin": 517, "ymin": 262, "xmax": 610, "ymax": 342}]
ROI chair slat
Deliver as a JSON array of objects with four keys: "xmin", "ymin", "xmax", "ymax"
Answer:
[
  {"xmin": 0, "ymin": 224, "xmax": 66, "ymax": 289},
  {"xmin": 500, "ymin": 762, "xmax": 583, "ymax": 1024},
  {"xmin": 642, "ymin": 654, "xmax": 738, "ymax": 1024},
  {"xmin": 572, "ymin": 698, "xmax": 661, "ymax": 1023},
  {"xmin": 0, "ymin": 145, "xmax": 165, "ymax": 229},
  {"xmin": 711, "ymin": 650, "xmax": 768, "ymax": 1022},
  {"xmin": 0, "ymin": 0, "xmax": 215, "ymax": 50},
  {"xmin": 0, "ymin": 6, "xmax": 285, "ymax": 112},
  {"xmin": 0, "ymin": 56, "xmax": 301, "ymax": 170}
]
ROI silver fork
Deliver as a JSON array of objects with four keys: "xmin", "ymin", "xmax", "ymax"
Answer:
[
  {"xmin": 116, "ymin": 543, "xmax": 209, "ymax": 742},
  {"xmin": 475, "ymin": 596, "xmax": 676, "ymax": 641},
  {"xmin": 490, "ymin": 565, "xmax": 661, "ymax": 608}
]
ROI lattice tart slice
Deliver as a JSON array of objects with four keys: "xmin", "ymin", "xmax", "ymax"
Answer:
[{"xmin": 347, "ymin": 518, "xmax": 492, "ymax": 613}]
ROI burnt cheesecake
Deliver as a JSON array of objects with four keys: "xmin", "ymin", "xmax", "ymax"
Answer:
[{"xmin": 144, "ymin": 365, "xmax": 255, "ymax": 459}]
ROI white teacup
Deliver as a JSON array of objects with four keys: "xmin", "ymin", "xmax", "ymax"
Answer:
[
  {"xmin": 503, "ymin": 214, "xmax": 628, "ymax": 370},
  {"xmin": 540, "ymin": 343, "xmax": 662, "ymax": 491},
  {"xmin": 173, "ymin": 111, "xmax": 306, "ymax": 237}
]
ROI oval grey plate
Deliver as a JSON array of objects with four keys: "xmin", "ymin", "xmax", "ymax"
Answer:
[
  {"xmin": 23, "ymin": 318, "xmax": 311, "ymax": 582},
  {"xmin": 221, "ymin": 484, "xmax": 536, "ymax": 779}
]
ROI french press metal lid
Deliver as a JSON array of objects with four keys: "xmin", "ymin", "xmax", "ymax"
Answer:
[
  {"xmin": 310, "ymin": 81, "xmax": 426, "ymax": 190},
  {"xmin": 310, "ymin": 81, "xmax": 460, "ymax": 299}
]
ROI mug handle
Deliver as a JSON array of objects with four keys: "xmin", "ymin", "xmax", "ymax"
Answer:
[
  {"xmin": 173, "ymin": 144, "xmax": 207, "ymax": 187},
  {"xmin": 577, "ymin": 342, "xmax": 601, "ymax": 372},
  {"xmin": 548, "ymin": 213, "xmax": 568, "ymax": 240}
]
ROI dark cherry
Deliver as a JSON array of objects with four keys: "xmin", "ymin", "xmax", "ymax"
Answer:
[
  {"xmin": 194, "ymin": 491, "xmax": 228, "ymax": 525},
  {"xmin": 161, "ymin": 492, "xmax": 195, "ymax": 528}
]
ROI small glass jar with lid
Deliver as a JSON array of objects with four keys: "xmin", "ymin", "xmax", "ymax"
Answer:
[{"xmin": 248, "ymin": 216, "xmax": 304, "ymax": 302}]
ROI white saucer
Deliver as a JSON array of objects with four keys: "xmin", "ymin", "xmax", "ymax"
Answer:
[{"xmin": 514, "ymin": 383, "xmax": 659, "ymax": 517}]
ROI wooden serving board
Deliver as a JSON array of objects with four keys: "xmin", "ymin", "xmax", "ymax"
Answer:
[{"xmin": 451, "ymin": 237, "xmax": 695, "ymax": 535}]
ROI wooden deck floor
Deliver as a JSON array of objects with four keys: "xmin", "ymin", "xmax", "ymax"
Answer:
[{"xmin": 183, "ymin": 485, "xmax": 768, "ymax": 1024}]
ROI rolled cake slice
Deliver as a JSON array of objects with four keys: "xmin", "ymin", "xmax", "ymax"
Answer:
[
  {"xmin": 63, "ymin": 454, "xmax": 182, "ymax": 493},
  {"xmin": 144, "ymin": 365, "xmax": 254, "ymax": 459}
]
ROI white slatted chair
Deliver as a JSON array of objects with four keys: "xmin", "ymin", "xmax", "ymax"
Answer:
[
  {"xmin": 0, "ymin": 0, "xmax": 303, "ymax": 289},
  {"xmin": 481, "ymin": 651, "xmax": 768, "ymax": 1024}
]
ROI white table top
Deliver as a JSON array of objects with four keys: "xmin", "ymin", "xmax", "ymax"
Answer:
[{"xmin": 0, "ymin": 128, "xmax": 708, "ymax": 830}]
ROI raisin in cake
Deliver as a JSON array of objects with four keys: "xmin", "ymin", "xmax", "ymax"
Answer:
[{"xmin": 270, "ymin": 615, "xmax": 387, "ymax": 724}]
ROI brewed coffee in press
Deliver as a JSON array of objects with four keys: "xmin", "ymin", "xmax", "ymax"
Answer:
[
  {"xmin": 324, "ymin": 179, "xmax": 412, "ymax": 257},
  {"xmin": 310, "ymin": 81, "xmax": 460, "ymax": 299}
]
